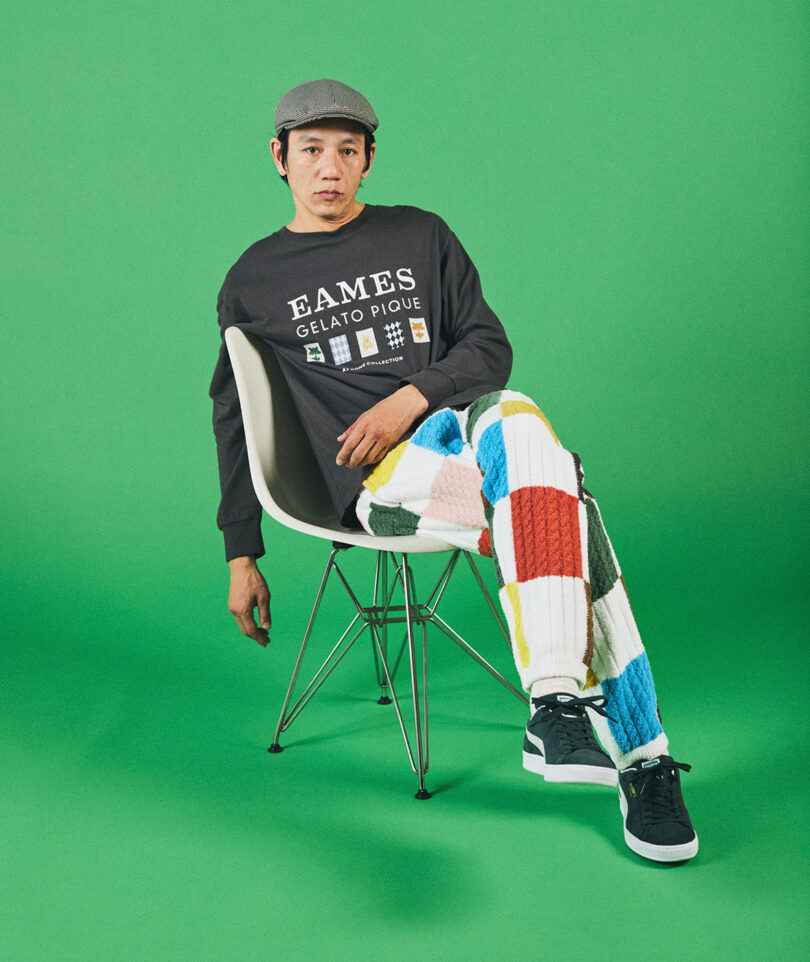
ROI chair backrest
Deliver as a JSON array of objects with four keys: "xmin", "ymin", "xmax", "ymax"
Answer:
[{"xmin": 225, "ymin": 327, "xmax": 340, "ymax": 530}]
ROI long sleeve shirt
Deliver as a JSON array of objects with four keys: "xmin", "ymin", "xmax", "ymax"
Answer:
[{"xmin": 210, "ymin": 203, "xmax": 512, "ymax": 561}]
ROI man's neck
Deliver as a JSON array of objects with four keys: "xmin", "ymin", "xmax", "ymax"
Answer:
[{"xmin": 286, "ymin": 201, "xmax": 366, "ymax": 234}]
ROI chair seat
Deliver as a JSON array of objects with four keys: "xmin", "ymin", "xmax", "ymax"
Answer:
[{"xmin": 248, "ymin": 504, "xmax": 457, "ymax": 554}]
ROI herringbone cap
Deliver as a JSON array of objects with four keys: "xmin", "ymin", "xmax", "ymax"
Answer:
[{"xmin": 274, "ymin": 79, "xmax": 378, "ymax": 135}]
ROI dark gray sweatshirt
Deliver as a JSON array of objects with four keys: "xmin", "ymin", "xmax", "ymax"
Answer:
[{"xmin": 210, "ymin": 203, "xmax": 512, "ymax": 561}]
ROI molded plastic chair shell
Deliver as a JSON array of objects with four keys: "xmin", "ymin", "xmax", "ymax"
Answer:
[{"xmin": 224, "ymin": 327, "xmax": 455, "ymax": 553}]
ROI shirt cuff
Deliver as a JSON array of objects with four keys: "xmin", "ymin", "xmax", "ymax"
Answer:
[
  {"xmin": 399, "ymin": 368, "xmax": 456, "ymax": 411},
  {"xmin": 223, "ymin": 520, "xmax": 265, "ymax": 562}
]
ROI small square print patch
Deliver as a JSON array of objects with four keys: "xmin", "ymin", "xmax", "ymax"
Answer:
[
  {"xmin": 355, "ymin": 328, "xmax": 379, "ymax": 358},
  {"xmin": 329, "ymin": 334, "xmax": 352, "ymax": 365},
  {"xmin": 409, "ymin": 317, "xmax": 430, "ymax": 343},
  {"xmin": 304, "ymin": 342, "xmax": 325, "ymax": 363}
]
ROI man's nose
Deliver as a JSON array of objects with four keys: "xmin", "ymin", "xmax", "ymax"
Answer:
[{"xmin": 319, "ymin": 149, "xmax": 341, "ymax": 177}]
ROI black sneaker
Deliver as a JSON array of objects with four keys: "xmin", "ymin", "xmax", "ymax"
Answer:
[
  {"xmin": 523, "ymin": 693, "xmax": 618, "ymax": 786},
  {"xmin": 618, "ymin": 755, "xmax": 699, "ymax": 862}
]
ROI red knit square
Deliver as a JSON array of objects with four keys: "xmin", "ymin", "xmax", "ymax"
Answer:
[
  {"xmin": 511, "ymin": 486, "xmax": 582, "ymax": 581},
  {"xmin": 477, "ymin": 527, "xmax": 492, "ymax": 558}
]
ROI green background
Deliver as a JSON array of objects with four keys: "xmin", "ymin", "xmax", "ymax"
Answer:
[{"xmin": 2, "ymin": 1, "xmax": 808, "ymax": 959}]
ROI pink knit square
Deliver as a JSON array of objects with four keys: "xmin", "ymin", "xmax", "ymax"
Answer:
[{"xmin": 422, "ymin": 460, "xmax": 487, "ymax": 529}]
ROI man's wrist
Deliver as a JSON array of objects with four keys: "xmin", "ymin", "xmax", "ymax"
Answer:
[
  {"xmin": 228, "ymin": 555, "xmax": 257, "ymax": 571},
  {"xmin": 398, "ymin": 383, "xmax": 429, "ymax": 416}
]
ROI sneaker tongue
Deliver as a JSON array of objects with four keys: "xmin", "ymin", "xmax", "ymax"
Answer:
[{"xmin": 556, "ymin": 695, "xmax": 581, "ymax": 719}]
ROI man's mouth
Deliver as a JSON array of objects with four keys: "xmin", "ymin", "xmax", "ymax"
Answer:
[{"xmin": 317, "ymin": 191, "xmax": 341, "ymax": 200}]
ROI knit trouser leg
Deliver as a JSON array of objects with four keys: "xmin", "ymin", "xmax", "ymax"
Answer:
[
  {"xmin": 464, "ymin": 391, "xmax": 591, "ymax": 690},
  {"xmin": 465, "ymin": 390, "xmax": 669, "ymax": 767},
  {"xmin": 578, "ymin": 491, "xmax": 670, "ymax": 767},
  {"xmin": 355, "ymin": 393, "xmax": 669, "ymax": 767},
  {"xmin": 357, "ymin": 393, "xmax": 593, "ymax": 690}
]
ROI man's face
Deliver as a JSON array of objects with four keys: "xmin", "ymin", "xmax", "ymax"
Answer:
[{"xmin": 271, "ymin": 119, "xmax": 375, "ymax": 225}]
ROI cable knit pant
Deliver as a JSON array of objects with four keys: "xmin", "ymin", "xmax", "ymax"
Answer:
[{"xmin": 355, "ymin": 390, "xmax": 669, "ymax": 768}]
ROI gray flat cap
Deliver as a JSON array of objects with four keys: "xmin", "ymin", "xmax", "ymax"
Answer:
[{"xmin": 274, "ymin": 79, "xmax": 378, "ymax": 135}]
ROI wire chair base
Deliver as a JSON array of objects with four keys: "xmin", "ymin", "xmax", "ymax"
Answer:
[{"xmin": 268, "ymin": 546, "xmax": 529, "ymax": 798}]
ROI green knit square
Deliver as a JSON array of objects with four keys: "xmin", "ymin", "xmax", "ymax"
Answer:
[
  {"xmin": 464, "ymin": 391, "xmax": 504, "ymax": 445},
  {"xmin": 585, "ymin": 495, "xmax": 618, "ymax": 602},
  {"xmin": 367, "ymin": 502, "xmax": 421, "ymax": 537}
]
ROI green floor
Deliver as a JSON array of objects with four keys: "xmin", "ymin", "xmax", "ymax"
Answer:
[{"xmin": 3, "ymin": 544, "xmax": 807, "ymax": 961}]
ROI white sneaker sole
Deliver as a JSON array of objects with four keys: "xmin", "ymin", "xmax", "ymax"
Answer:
[
  {"xmin": 619, "ymin": 789, "xmax": 699, "ymax": 862},
  {"xmin": 523, "ymin": 749, "xmax": 619, "ymax": 786}
]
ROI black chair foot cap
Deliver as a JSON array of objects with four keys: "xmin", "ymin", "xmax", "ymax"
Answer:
[
  {"xmin": 268, "ymin": 743, "xmax": 284, "ymax": 754},
  {"xmin": 377, "ymin": 696, "xmax": 392, "ymax": 705},
  {"xmin": 414, "ymin": 789, "xmax": 432, "ymax": 800}
]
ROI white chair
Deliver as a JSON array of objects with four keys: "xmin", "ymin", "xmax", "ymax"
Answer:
[{"xmin": 225, "ymin": 327, "xmax": 528, "ymax": 798}]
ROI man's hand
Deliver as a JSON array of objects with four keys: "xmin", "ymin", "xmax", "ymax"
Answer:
[
  {"xmin": 336, "ymin": 385, "xmax": 429, "ymax": 469},
  {"xmin": 228, "ymin": 556, "xmax": 271, "ymax": 647}
]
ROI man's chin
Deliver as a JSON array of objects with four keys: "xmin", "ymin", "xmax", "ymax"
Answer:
[{"xmin": 318, "ymin": 204, "xmax": 354, "ymax": 221}]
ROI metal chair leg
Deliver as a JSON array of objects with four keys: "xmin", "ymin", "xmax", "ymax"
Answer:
[
  {"xmin": 400, "ymin": 553, "xmax": 431, "ymax": 799},
  {"xmin": 463, "ymin": 551, "xmax": 512, "ymax": 649},
  {"xmin": 268, "ymin": 547, "xmax": 339, "ymax": 752},
  {"xmin": 371, "ymin": 551, "xmax": 393, "ymax": 704}
]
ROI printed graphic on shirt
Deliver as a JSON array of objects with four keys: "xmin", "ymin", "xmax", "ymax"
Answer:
[
  {"xmin": 355, "ymin": 328, "xmax": 379, "ymax": 358},
  {"xmin": 287, "ymin": 262, "xmax": 433, "ymax": 360},
  {"xmin": 409, "ymin": 317, "xmax": 430, "ymax": 343},
  {"xmin": 289, "ymin": 267, "xmax": 417, "ymax": 329},
  {"xmin": 305, "ymin": 342, "xmax": 325, "ymax": 363},
  {"xmin": 329, "ymin": 334, "xmax": 352, "ymax": 365},
  {"xmin": 385, "ymin": 321, "xmax": 405, "ymax": 350}
]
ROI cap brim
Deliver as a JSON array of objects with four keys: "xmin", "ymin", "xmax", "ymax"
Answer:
[{"xmin": 277, "ymin": 111, "xmax": 376, "ymax": 135}]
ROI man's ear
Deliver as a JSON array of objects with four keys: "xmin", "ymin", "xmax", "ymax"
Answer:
[
  {"xmin": 269, "ymin": 137, "xmax": 286, "ymax": 176},
  {"xmin": 361, "ymin": 140, "xmax": 376, "ymax": 179}
]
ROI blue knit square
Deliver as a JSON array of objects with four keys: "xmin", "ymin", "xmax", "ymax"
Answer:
[
  {"xmin": 476, "ymin": 421, "xmax": 510, "ymax": 505},
  {"xmin": 601, "ymin": 651, "xmax": 663, "ymax": 754},
  {"xmin": 411, "ymin": 409, "xmax": 465, "ymax": 456}
]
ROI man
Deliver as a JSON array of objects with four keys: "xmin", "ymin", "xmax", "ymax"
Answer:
[{"xmin": 210, "ymin": 79, "xmax": 698, "ymax": 863}]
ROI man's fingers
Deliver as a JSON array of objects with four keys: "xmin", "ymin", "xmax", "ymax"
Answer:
[
  {"xmin": 349, "ymin": 434, "xmax": 378, "ymax": 468},
  {"xmin": 358, "ymin": 440, "xmax": 387, "ymax": 467},
  {"xmin": 336, "ymin": 423, "xmax": 366, "ymax": 465},
  {"xmin": 336, "ymin": 417, "xmax": 358, "ymax": 446},
  {"xmin": 228, "ymin": 564, "xmax": 271, "ymax": 649},
  {"xmin": 234, "ymin": 610, "xmax": 269, "ymax": 647},
  {"xmin": 258, "ymin": 595, "xmax": 272, "ymax": 631},
  {"xmin": 233, "ymin": 610, "xmax": 254, "ymax": 636}
]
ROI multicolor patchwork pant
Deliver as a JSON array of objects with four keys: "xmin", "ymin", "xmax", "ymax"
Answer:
[{"xmin": 355, "ymin": 390, "xmax": 670, "ymax": 768}]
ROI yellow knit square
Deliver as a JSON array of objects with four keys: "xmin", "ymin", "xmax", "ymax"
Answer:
[
  {"xmin": 504, "ymin": 581, "xmax": 530, "ymax": 668},
  {"xmin": 363, "ymin": 440, "xmax": 409, "ymax": 495},
  {"xmin": 499, "ymin": 400, "xmax": 560, "ymax": 445},
  {"xmin": 585, "ymin": 667, "xmax": 601, "ymax": 689}
]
